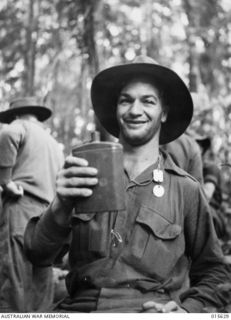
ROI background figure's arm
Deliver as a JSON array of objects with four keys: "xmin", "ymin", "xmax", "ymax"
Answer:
[{"xmin": 0, "ymin": 122, "xmax": 25, "ymax": 188}]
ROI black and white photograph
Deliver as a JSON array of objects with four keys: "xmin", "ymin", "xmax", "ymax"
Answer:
[{"xmin": 1, "ymin": 0, "xmax": 231, "ymax": 317}]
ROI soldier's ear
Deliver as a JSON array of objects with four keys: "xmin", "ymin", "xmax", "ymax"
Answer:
[{"xmin": 161, "ymin": 110, "xmax": 168, "ymax": 123}]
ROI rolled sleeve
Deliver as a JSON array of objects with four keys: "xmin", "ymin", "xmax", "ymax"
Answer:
[
  {"xmin": 181, "ymin": 297, "xmax": 205, "ymax": 313},
  {"xmin": 24, "ymin": 203, "xmax": 71, "ymax": 267}
]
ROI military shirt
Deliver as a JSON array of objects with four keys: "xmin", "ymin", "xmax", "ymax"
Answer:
[{"xmin": 24, "ymin": 152, "xmax": 231, "ymax": 312}]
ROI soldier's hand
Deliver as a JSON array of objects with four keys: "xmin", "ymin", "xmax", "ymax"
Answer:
[
  {"xmin": 3, "ymin": 181, "xmax": 24, "ymax": 198},
  {"xmin": 142, "ymin": 300, "xmax": 187, "ymax": 313},
  {"xmin": 52, "ymin": 267, "xmax": 68, "ymax": 284},
  {"xmin": 54, "ymin": 155, "xmax": 98, "ymax": 212}
]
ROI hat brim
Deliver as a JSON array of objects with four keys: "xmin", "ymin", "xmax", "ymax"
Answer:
[
  {"xmin": 91, "ymin": 63, "xmax": 193, "ymax": 144},
  {"xmin": 0, "ymin": 106, "xmax": 52, "ymax": 124}
]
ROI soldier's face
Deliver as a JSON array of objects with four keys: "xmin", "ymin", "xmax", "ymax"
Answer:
[{"xmin": 116, "ymin": 79, "xmax": 167, "ymax": 146}]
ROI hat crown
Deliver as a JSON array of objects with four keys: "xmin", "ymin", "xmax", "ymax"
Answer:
[
  {"xmin": 0, "ymin": 96, "xmax": 52, "ymax": 124},
  {"xmin": 10, "ymin": 96, "xmax": 44, "ymax": 109},
  {"xmin": 132, "ymin": 55, "xmax": 158, "ymax": 65}
]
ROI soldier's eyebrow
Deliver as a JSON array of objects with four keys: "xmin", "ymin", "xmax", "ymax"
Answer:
[
  {"xmin": 141, "ymin": 94, "xmax": 158, "ymax": 101},
  {"xmin": 119, "ymin": 93, "xmax": 159, "ymax": 103},
  {"xmin": 118, "ymin": 93, "xmax": 133, "ymax": 99}
]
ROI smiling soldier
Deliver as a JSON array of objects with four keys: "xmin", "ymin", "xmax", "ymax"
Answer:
[{"xmin": 24, "ymin": 56, "xmax": 231, "ymax": 313}]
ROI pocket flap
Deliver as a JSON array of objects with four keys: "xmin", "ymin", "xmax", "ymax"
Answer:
[{"xmin": 136, "ymin": 205, "xmax": 181, "ymax": 239}]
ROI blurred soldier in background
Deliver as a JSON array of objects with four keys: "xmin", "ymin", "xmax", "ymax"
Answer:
[
  {"xmin": 0, "ymin": 97, "xmax": 64, "ymax": 312},
  {"xmin": 162, "ymin": 132, "xmax": 203, "ymax": 183},
  {"xmin": 196, "ymin": 135, "xmax": 227, "ymax": 240}
]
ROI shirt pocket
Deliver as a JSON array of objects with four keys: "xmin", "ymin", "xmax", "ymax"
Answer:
[
  {"xmin": 70, "ymin": 213, "xmax": 112, "ymax": 263},
  {"xmin": 123, "ymin": 205, "xmax": 185, "ymax": 279}
]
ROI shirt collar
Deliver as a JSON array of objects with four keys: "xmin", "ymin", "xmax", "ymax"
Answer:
[
  {"xmin": 162, "ymin": 150, "xmax": 189, "ymax": 177},
  {"xmin": 125, "ymin": 149, "xmax": 188, "ymax": 187}
]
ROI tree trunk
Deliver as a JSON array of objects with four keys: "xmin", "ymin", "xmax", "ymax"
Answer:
[
  {"xmin": 23, "ymin": 0, "xmax": 39, "ymax": 95},
  {"xmin": 144, "ymin": 0, "xmax": 159, "ymax": 59},
  {"xmin": 187, "ymin": 31, "xmax": 199, "ymax": 92},
  {"xmin": 79, "ymin": 0, "xmax": 114, "ymax": 141},
  {"xmin": 183, "ymin": 0, "xmax": 200, "ymax": 92}
]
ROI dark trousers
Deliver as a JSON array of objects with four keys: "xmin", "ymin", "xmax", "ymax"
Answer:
[{"xmin": 0, "ymin": 194, "xmax": 54, "ymax": 312}]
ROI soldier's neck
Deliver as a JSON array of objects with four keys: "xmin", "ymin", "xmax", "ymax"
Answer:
[{"xmin": 122, "ymin": 140, "xmax": 159, "ymax": 180}]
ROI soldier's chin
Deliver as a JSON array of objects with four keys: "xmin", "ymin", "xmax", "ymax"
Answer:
[{"xmin": 123, "ymin": 134, "xmax": 151, "ymax": 146}]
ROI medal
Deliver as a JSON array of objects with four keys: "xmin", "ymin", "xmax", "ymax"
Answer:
[
  {"xmin": 153, "ymin": 184, "xmax": 165, "ymax": 197},
  {"xmin": 152, "ymin": 153, "xmax": 164, "ymax": 198},
  {"xmin": 153, "ymin": 169, "xmax": 163, "ymax": 183}
]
